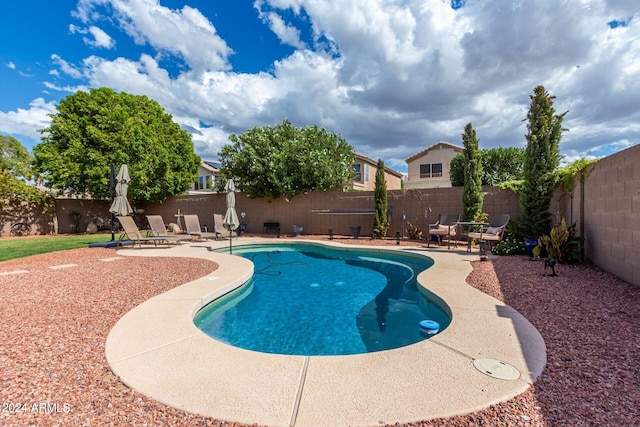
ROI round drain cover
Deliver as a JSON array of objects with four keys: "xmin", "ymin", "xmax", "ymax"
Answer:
[{"xmin": 473, "ymin": 358, "xmax": 520, "ymax": 380}]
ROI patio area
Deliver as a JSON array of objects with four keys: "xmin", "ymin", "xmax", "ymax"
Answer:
[{"xmin": 1, "ymin": 236, "xmax": 638, "ymax": 426}]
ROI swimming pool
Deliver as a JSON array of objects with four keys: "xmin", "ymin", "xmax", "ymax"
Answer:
[{"xmin": 194, "ymin": 243, "xmax": 450, "ymax": 356}]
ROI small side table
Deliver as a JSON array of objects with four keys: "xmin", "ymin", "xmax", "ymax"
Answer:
[{"xmin": 455, "ymin": 221, "xmax": 488, "ymax": 253}]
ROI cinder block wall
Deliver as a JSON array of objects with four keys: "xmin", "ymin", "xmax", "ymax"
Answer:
[
  {"xmin": 582, "ymin": 144, "xmax": 639, "ymax": 287},
  {"xmin": 21, "ymin": 145, "xmax": 640, "ymax": 289},
  {"xmin": 137, "ymin": 186, "xmax": 521, "ymax": 238},
  {"xmin": 47, "ymin": 186, "xmax": 521, "ymax": 238}
]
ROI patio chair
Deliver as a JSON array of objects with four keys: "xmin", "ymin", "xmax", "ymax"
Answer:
[
  {"xmin": 467, "ymin": 214, "xmax": 510, "ymax": 252},
  {"xmin": 427, "ymin": 213, "xmax": 460, "ymax": 249},
  {"xmin": 214, "ymin": 213, "xmax": 238, "ymax": 240},
  {"xmin": 183, "ymin": 214, "xmax": 220, "ymax": 241},
  {"xmin": 146, "ymin": 214, "xmax": 190, "ymax": 244},
  {"xmin": 116, "ymin": 216, "xmax": 172, "ymax": 248}
]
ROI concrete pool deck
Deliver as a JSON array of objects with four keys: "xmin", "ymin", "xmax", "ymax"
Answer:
[{"xmin": 105, "ymin": 238, "xmax": 546, "ymax": 427}]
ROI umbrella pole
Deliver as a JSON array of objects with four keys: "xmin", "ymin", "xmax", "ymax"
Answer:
[
  {"xmin": 229, "ymin": 230, "xmax": 232, "ymax": 254},
  {"xmin": 110, "ymin": 164, "xmax": 115, "ymax": 241}
]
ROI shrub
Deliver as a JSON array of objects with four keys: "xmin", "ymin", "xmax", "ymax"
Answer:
[
  {"xmin": 540, "ymin": 217, "xmax": 581, "ymax": 263},
  {"xmin": 492, "ymin": 229, "xmax": 526, "ymax": 256},
  {"xmin": 372, "ymin": 159, "xmax": 389, "ymax": 238},
  {"xmin": 406, "ymin": 221, "xmax": 423, "ymax": 240}
]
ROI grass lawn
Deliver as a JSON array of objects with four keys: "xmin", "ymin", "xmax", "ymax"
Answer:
[{"xmin": 0, "ymin": 233, "xmax": 124, "ymax": 262}]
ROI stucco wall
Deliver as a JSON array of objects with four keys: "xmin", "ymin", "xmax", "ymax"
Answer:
[{"xmin": 405, "ymin": 144, "xmax": 461, "ymax": 188}]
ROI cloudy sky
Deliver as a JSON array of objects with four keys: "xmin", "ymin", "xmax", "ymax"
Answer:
[{"xmin": 1, "ymin": 0, "xmax": 638, "ymax": 174}]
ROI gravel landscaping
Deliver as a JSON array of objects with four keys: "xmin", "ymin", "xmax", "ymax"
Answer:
[{"xmin": 1, "ymin": 239, "xmax": 638, "ymax": 426}]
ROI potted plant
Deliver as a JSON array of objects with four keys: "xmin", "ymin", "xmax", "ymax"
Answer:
[{"xmin": 69, "ymin": 211, "xmax": 82, "ymax": 233}]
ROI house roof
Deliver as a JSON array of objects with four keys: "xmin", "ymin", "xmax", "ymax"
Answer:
[
  {"xmin": 201, "ymin": 160, "xmax": 221, "ymax": 171},
  {"xmin": 405, "ymin": 142, "xmax": 464, "ymax": 163},
  {"xmin": 354, "ymin": 152, "xmax": 403, "ymax": 178}
]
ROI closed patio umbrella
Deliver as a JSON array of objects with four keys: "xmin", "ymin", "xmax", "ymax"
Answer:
[
  {"xmin": 109, "ymin": 164, "xmax": 133, "ymax": 217},
  {"xmin": 223, "ymin": 179, "xmax": 240, "ymax": 254}
]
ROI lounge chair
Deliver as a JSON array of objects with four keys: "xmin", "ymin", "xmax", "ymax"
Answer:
[
  {"xmin": 467, "ymin": 214, "xmax": 510, "ymax": 252},
  {"xmin": 427, "ymin": 213, "xmax": 460, "ymax": 249},
  {"xmin": 183, "ymin": 214, "xmax": 220, "ymax": 241},
  {"xmin": 146, "ymin": 215, "xmax": 190, "ymax": 244},
  {"xmin": 117, "ymin": 216, "xmax": 172, "ymax": 248},
  {"xmin": 214, "ymin": 213, "xmax": 238, "ymax": 240}
]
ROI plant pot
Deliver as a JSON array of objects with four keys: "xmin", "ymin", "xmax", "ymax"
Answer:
[
  {"xmin": 86, "ymin": 222, "xmax": 98, "ymax": 234},
  {"xmin": 293, "ymin": 225, "xmax": 303, "ymax": 237},
  {"xmin": 523, "ymin": 238, "xmax": 538, "ymax": 257},
  {"xmin": 350, "ymin": 226, "xmax": 361, "ymax": 239}
]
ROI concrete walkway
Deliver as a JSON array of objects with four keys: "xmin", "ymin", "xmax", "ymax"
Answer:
[{"xmin": 105, "ymin": 238, "xmax": 546, "ymax": 427}]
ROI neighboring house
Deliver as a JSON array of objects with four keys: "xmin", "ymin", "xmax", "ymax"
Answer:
[
  {"xmin": 189, "ymin": 155, "xmax": 402, "ymax": 194},
  {"xmin": 346, "ymin": 153, "xmax": 403, "ymax": 191},
  {"xmin": 404, "ymin": 142, "xmax": 463, "ymax": 189},
  {"xmin": 188, "ymin": 160, "xmax": 221, "ymax": 194}
]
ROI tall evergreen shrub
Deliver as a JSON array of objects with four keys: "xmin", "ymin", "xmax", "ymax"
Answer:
[
  {"xmin": 461, "ymin": 123, "xmax": 483, "ymax": 221},
  {"xmin": 520, "ymin": 86, "xmax": 566, "ymax": 238},
  {"xmin": 372, "ymin": 159, "xmax": 389, "ymax": 238}
]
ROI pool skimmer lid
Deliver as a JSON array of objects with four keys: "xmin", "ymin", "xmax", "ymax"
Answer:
[{"xmin": 473, "ymin": 358, "xmax": 520, "ymax": 380}]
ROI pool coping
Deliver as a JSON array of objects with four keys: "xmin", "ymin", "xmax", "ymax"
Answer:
[{"xmin": 105, "ymin": 238, "xmax": 546, "ymax": 427}]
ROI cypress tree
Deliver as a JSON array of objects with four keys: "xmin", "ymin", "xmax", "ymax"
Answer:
[
  {"xmin": 461, "ymin": 123, "xmax": 483, "ymax": 221},
  {"xmin": 372, "ymin": 159, "xmax": 389, "ymax": 238},
  {"xmin": 520, "ymin": 85, "xmax": 566, "ymax": 237}
]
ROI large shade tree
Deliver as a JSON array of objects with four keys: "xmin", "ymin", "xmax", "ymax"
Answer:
[
  {"xmin": 33, "ymin": 88, "xmax": 200, "ymax": 203},
  {"xmin": 519, "ymin": 85, "xmax": 566, "ymax": 238},
  {"xmin": 219, "ymin": 119, "xmax": 355, "ymax": 200}
]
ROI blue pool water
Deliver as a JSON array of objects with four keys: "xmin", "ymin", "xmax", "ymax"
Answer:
[{"xmin": 194, "ymin": 243, "xmax": 450, "ymax": 356}]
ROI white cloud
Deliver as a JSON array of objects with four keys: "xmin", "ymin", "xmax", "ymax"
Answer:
[
  {"xmin": 6, "ymin": 61, "xmax": 16, "ymax": 69},
  {"xmin": 4, "ymin": 0, "xmax": 640, "ymax": 171},
  {"xmin": 0, "ymin": 98, "xmax": 57, "ymax": 143},
  {"xmin": 51, "ymin": 54, "xmax": 84, "ymax": 79},
  {"xmin": 69, "ymin": 24, "xmax": 115, "ymax": 49},
  {"xmin": 88, "ymin": 26, "xmax": 115, "ymax": 49},
  {"xmin": 265, "ymin": 11, "xmax": 306, "ymax": 49},
  {"xmin": 74, "ymin": 0, "xmax": 233, "ymax": 73}
]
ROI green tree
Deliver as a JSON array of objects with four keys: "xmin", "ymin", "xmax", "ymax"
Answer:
[
  {"xmin": 451, "ymin": 146, "xmax": 525, "ymax": 187},
  {"xmin": 2, "ymin": 135, "xmax": 33, "ymax": 180},
  {"xmin": 519, "ymin": 85, "xmax": 566, "ymax": 238},
  {"xmin": 372, "ymin": 159, "xmax": 389, "ymax": 238},
  {"xmin": 450, "ymin": 154, "xmax": 465, "ymax": 186},
  {"xmin": 481, "ymin": 147, "xmax": 526, "ymax": 185},
  {"xmin": 219, "ymin": 119, "xmax": 355, "ymax": 200},
  {"xmin": 461, "ymin": 123, "xmax": 483, "ymax": 221},
  {"xmin": 1, "ymin": 135, "xmax": 51, "ymax": 212},
  {"xmin": 33, "ymin": 87, "xmax": 200, "ymax": 203}
]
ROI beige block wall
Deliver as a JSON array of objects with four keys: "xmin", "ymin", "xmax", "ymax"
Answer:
[
  {"xmin": 581, "ymin": 144, "xmax": 640, "ymax": 287},
  {"xmin": 8, "ymin": 145, "xmax": 638, "ymax": 289},
  {"xmin": 137, "ymin": 186, "xmax": 520, "ymax": 239},
  {"xmin": 16, "ymin": 186, "xmax": 520, "ymax": 239}
]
